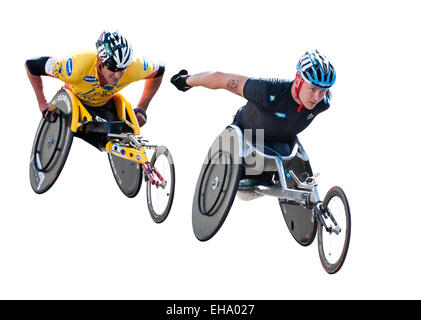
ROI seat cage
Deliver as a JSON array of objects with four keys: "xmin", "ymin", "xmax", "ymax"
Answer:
[
  {"xmin": 61, "ymin": 89, "xmax": 140, "ymax": 135},
  {"xmin": 229, "ymin": 124, "xmax": 321, "ymax": 205}
]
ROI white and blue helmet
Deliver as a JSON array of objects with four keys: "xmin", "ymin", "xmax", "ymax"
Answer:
[
  {"xmin": 96, "ymin": 30, "xmax": 133, "ymax": 70},
  {"xmin": 297, "ymin": 49, "xmax": 336, "ymax": 89}
]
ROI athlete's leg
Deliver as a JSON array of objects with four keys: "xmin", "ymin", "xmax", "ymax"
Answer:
[
  {"xmin": 75, "ymin": 99, "xmax": 118, "ymax": 151},
  {"xmin": 265, "ymin": 140, "xmax": 291, "ymax": 157},
  {"xmin": 87, "ymin": 99, "xmax": 118, "ymax": 122}
]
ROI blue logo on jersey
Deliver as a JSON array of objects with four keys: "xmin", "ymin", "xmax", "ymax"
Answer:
[
  {"xmin": 143, "ymin": 59, "xmax": 148, "ymax": 71},
  {"xmin": 56, "ymin": 62, "xmax": 63, "ymax": 75},
  {"xmin": 83, "ymin": 76, "xmax": 98, "ymax": 83},
  {"xmin": 65, "ymin": 58, "xmax": 73, "ymax": 77},
  {"xmin": 274, "ymin": 112, "xmax": 286, "ymax": 118},
  {"xmin": 103, "ymin": 86, "xmax": 114, "ymax": 91},
  {"xmin": 269, "ymin": 95, "xmax": 276, "ymax": 102}
]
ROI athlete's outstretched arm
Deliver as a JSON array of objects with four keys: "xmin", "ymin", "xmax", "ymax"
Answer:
[
  {"xmin": 171, "ymin": 71, "xmax": 248, "ymax": 97},
  {"xmin": 187, "ymin": 72, "xmax": 248, "ymax": 97},
  {"xmin": 25, "ymin": 58, "xmax": 50, "ymax": 113}
]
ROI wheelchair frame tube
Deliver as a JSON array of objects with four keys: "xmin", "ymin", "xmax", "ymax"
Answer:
[
  {"xmin": 231, "ymin": 122, "xmax": 321, "ymax": 206},
  {"xmin": 105, "ymin": 141, "xmax": 149, "ymax": 164}
]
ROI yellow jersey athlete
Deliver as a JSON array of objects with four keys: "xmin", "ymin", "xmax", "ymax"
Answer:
[{"xmin": 25, "ymin": 30, "xmax": 165, "ymax": 148}]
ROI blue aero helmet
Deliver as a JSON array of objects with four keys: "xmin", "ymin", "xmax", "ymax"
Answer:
[{"xmin": 297, "ymin": 49, "xmax": 336, "ymax": 89}]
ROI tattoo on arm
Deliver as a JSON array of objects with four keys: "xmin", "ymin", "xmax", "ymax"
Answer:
[{"xmin": 227, "ymin": 79, "xmax": 239, "ymax": 91}]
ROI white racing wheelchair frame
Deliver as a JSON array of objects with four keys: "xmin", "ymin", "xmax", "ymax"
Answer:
[
  {"xmin": 193, "ymin": 124, "xmax": 351, "ymax": 274},
  {"xmin": 235, "ymin": 124, "xmax": 332, "ymax": 231}
]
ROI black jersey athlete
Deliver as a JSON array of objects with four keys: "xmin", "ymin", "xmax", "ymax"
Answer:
[{"xmin": 171, "ymin": 49, "xmax": 336, "ymax": 183}]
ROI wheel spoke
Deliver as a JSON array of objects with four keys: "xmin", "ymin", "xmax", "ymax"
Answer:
[
  {"xmin": 146, "ymin": 147, "xmax": 175, "ymax": 223},
  {"xmin": 322, "ymin": 197, "xmax": 346, "ymax": 264},
  {"xmin": 150, "ymin": 155, "xmax": 170, "ymax": 215},
  {"xmin": 317, "ymin": 187, "xmax": 351, "ymax": 274}
]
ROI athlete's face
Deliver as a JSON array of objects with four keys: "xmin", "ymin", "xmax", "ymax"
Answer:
[
  {"xmin": 100, "ymin": 65, "xmax": 126, "ymax": 86},
  {"xmin": 295, "ymin": 77, "xmax": 328, "ymax": 110}
]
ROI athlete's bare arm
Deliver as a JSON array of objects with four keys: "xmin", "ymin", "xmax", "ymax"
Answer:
[
  {"xmin": 136, "ymin": 74, "xmax": 164, "ymax": 111},
  {"xmin": 25, "ymin": 62, "xmax": 49, "ymax": 112},
  {"xmin": 186, "ymin": 72, "xmax": 248, "ymax": 97}
]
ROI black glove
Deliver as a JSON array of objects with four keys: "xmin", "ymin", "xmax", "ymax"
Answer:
[
  {"xmin": 133, "ymin": 108, "xmax": 147, "ymax": 120},
  {"xmin": 170, "ymin": 69, "xmax": 192, "ymax": 92},
  {"xmin": 42, "ymin": 108, "xmax": 59, "ymax": 123},
  {"xmin": 134, "ymin": 108, "xmax": 147, "ymax": 128}
]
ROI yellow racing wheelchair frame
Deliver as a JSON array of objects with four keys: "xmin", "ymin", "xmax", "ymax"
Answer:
[
  {"xmin": 68, "ymin": 90, "xmax": 150, "ymax": 166},
  {"xmin": 31, "ymin": 87, "xmax": 175, "ymax": 223}
]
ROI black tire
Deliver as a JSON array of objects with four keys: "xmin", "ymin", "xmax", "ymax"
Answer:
[
  {"xmin": 29, "ymin": 113, "xmax": 73, "ymax": 194},
  {"xmin": 146, "ymin": 146, "xmax": 175, "ymax": 223},
  {"xmin": 317, "ymin": 186, "xmax": 351, "ymax": 274},
  {"xmin": 108, "ymin": 154, "xmax": 143, "ymax": 198}
]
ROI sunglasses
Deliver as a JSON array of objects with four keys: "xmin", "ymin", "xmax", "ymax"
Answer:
[{"xmin": 104, "ymin": 61, "xmax": 126, "ymax": 73}]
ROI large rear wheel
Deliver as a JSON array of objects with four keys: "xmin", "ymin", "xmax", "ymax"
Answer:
[
  {"xmin": 30, "ymin": 90, "xmax": 74, "ymax": 194},
  {"xmin": 192, "ymin": 127, "xmax": 243, "ymax": 241},
  {"xmin": 108, "ymin": 154, "xmax": 143, "ymax": 198}
]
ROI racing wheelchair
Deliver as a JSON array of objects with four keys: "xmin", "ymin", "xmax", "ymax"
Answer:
[
  {"xmin": 192, "ymin": 124, "xmax": 351, "ymax": 274},
  {"xmin": 29, "ymin": 88, "xmax": 175, "ymax": 223}
]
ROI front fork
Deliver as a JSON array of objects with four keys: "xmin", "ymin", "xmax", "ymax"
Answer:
[
  {"xmin": 105, "ymin": 140, "xmax": 167, "ymax": 188},
  {"xmin": 309, "ymin": 184, "xmax": 341, "ymax": 235},
  {"xmin": 142, "ymin": 162, "xmax": 167, "ymax": 188},
  {"xmin": 314, "ymin": 202, "xmax": 341, "ymax": 235}
]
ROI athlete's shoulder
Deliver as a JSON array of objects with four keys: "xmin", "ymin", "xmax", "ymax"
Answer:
[
  {"xmin": 48, "ymin": 49, "xmax": 96, "ymax": 82},
  {"xmin": 245, "ymin": 77, "xmax": 291, "ymax": 92},
  {"xmin": 125, "ymin": 57, "xmax": 163, "ymax": 81},
  {"xmin": 70, "ymin": 49, "xmax": 97, "ymax": 62},
  {"xmin": 126, "ymin": 57, "xmax": 146, "ymax": 75},
  {"xmin": 244, "ymin": 77, "xmax": 291, "ymax": 102},
  {"xmin": 68, "ymin": 49, "xmax": 97, "ymax": 73}
]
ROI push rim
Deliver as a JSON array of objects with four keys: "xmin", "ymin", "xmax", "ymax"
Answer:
[
  {"xmin": 33, "ymin": 116, "xmax": 63, "ymax": 172},
  {"xmin": 198, "ymin": 151, "xmax": 231, "ymax": 216},
  {"xmin": 30, "ymin": 113, "xmax": 73, "ymax": 194}
]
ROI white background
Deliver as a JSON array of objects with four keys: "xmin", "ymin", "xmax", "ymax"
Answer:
[{"xmin": 0, "ymin": 0, "xmax": 420, "ymax": 299}]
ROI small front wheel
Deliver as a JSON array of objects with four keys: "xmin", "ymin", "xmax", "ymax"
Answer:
[
  {"xmin": 146, "ymin": 146, "xmax": 175, "ymax": 223},
  {"xmin": 317, "ymin": 186, "xmax": 351, "ymax": 274}
]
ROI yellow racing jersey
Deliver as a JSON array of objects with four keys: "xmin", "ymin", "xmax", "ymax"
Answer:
[{"xmin": 46, "ymin": 50, "xmax": 162, "ymax": 107}]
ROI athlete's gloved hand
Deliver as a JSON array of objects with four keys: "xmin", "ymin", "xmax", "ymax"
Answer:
[
  {"xmin": 134, "ymin": 108, "xmax": 147, "ymax": 128},
  {"xmin": 42, "ymin": 107, "xmax": 59, "ymax": 123},
  {"xmin": 170, "ymin": 70, "xmax": 192, "ymax": 92}
]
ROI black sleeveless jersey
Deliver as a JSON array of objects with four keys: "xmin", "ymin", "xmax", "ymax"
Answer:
[{"xmin": 236, "ymin": 78, "xmax": 330, "ymax": 142}]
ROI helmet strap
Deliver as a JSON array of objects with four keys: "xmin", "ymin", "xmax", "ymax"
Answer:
[
  {"xmin": 294, "ymin": 72, "xmax": 305, "ymax": 112},
  {"xmin": 97, "ymin": 56, "xmax": 104, "ymax": 68}
]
